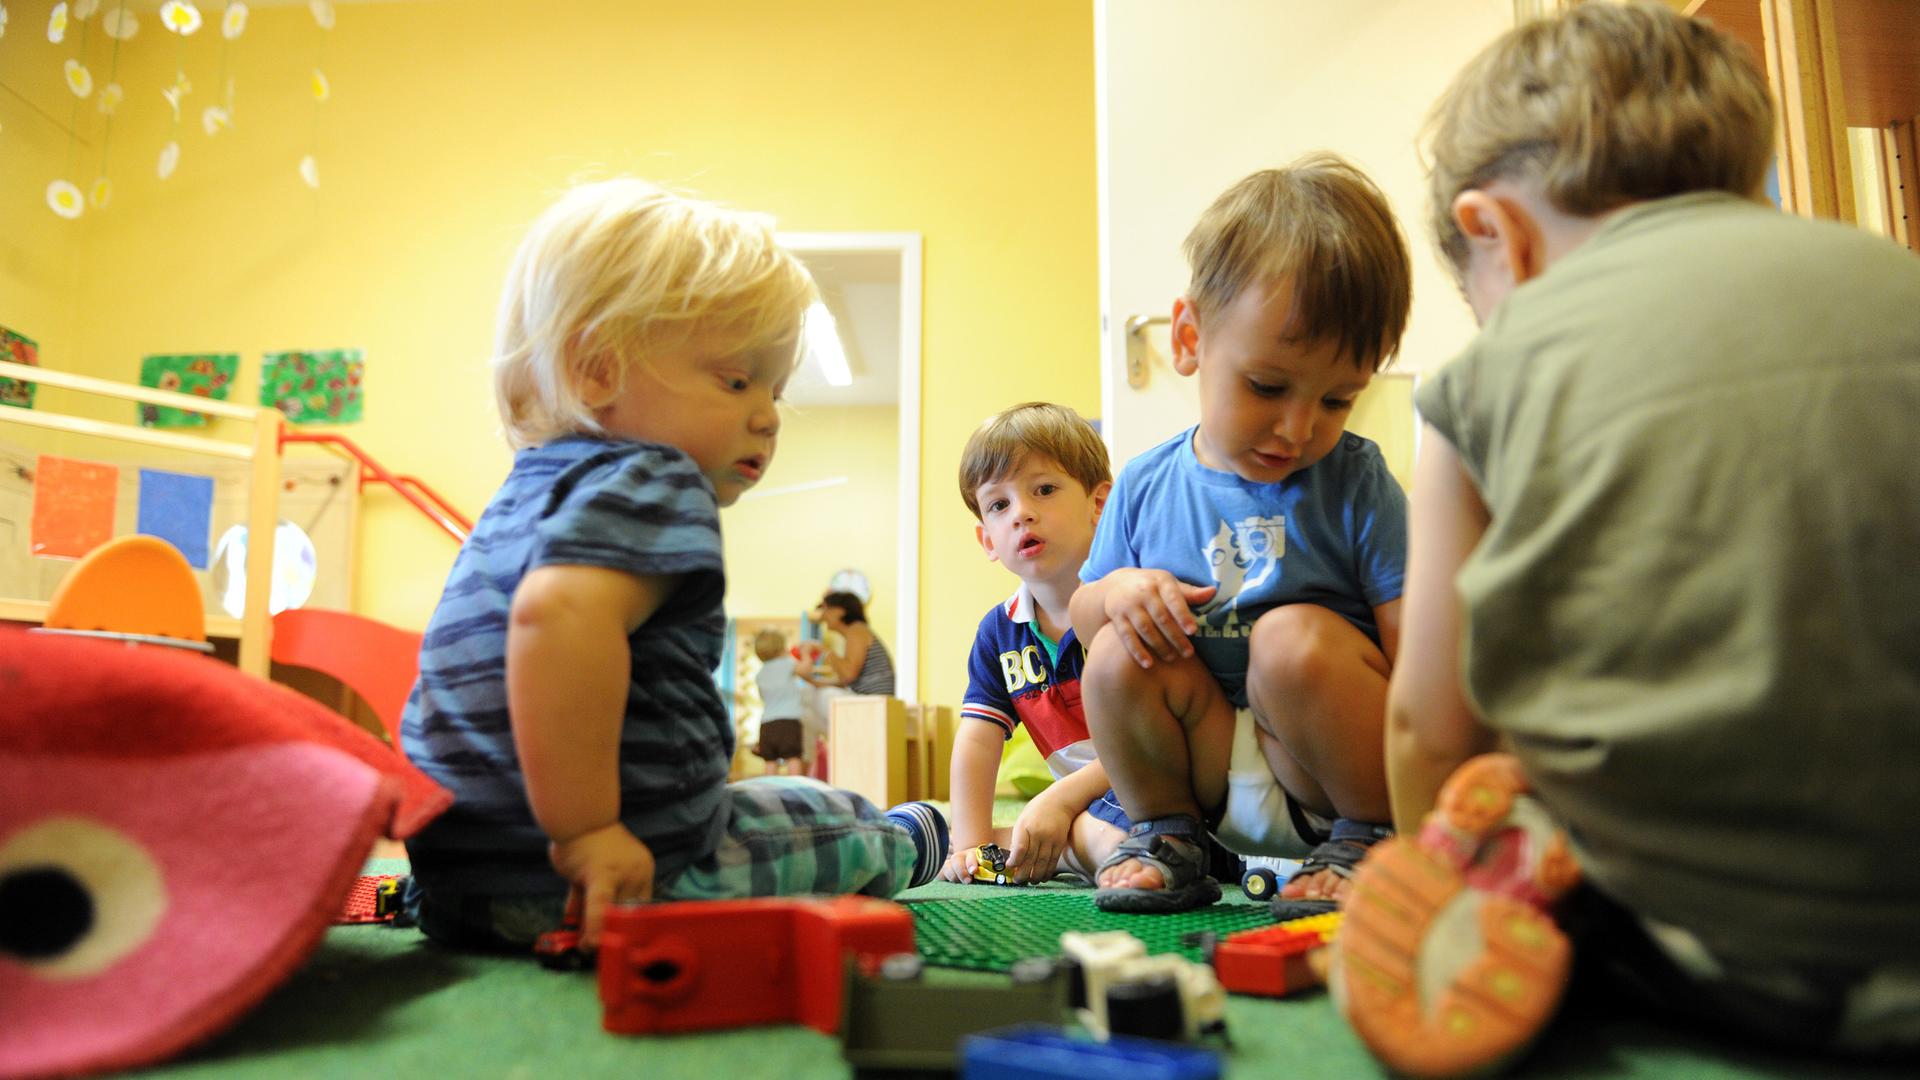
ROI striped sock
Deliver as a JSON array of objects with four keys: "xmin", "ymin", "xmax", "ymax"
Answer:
[{"xmin": 884, "ymin": 801, "xmax": 949, "ymax": 889}]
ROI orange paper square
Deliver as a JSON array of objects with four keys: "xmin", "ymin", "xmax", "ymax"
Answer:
[{"xmin": 31, "ymin": 455, "xmax": 120, "ymax": 560}]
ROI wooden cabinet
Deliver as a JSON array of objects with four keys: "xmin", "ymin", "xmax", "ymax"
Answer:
[{"xmin": 1681, "ymin": 0, "xmax": 1920, "ymax": 245}]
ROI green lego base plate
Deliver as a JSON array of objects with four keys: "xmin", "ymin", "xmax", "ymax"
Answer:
[{"xmin": 908, "ymin": 890, "xmax": 1275, "ymax": 971}]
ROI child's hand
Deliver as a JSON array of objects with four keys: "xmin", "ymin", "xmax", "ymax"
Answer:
[
  {"xmin": 1007, "ymin": 796, "xmax": 1076, "ymax": 884},
  {"xmin": 1100, "ymin": 568, "xmax": 1217, "ymax": 667},
  {"xmin": 547, "ymin": 822, "xmax": 656, "ymax": 950},
  {"xmin": 938, "ymin": 844, "xmax": 984, "ymax": 883}
]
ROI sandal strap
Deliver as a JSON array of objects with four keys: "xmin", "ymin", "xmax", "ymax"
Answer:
[
  {"xmin": 1298, "ymin": 819, "xmax": 1394, "ymax": 882},
  {"xmin": 1096, "ymin": 814, "xmax": 1213, "ymax": 889}
]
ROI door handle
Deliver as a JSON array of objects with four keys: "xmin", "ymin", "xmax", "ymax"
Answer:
[{"xmin": 1124, "ymin": 314, "xmax": 1169, "ymax": 389}]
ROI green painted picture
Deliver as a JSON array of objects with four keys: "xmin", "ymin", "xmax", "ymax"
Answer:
[
  {"xmin": 1, "ymin": 326, "xmax": 40, "ymax": 410},
  {"xmin": 138, "ymin": 354, "xmax": 239, "ymax": 428},
  {"xmin": 260, "ymin": 349, "xmax": 365, "ymax": 425}
]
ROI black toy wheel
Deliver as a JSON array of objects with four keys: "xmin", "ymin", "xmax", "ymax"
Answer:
[{"xmin": 1240, "ymin": 866, "xmax": 1279, "ymax": 901}]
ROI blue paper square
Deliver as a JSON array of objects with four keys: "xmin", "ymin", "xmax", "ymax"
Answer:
[{"xmin": 136, "ymin": 469, "xmax": 215, "ymax": 569}]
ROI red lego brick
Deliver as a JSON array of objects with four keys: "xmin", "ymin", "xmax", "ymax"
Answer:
[
  {"xmin": 1212, "ymin": 915, "xmax": 1341, "ymax": 999},
  {"xmin": 597, "ymin": 896, "xmax": 915, "ymax": 1036}
]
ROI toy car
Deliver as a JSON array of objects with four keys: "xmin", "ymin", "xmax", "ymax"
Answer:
[
  {"xmin": 1237, "ymin": 855, "xmax": 1295, "ymax": 901},
  {"xmin": 1240, "ymin": 865, "xmax": 1279, "ymax": 901},
  {"xmin": 971, "ymin": 842, "xmax": 1016, "ymax": 885},
  {"xmin": 534, "ymin": 925, "xmax": 593, "ymax": 971}
]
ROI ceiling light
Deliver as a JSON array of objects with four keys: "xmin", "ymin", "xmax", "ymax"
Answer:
[{"xmin": 806, "ymin": 301, "xmax": 852, "ymax": 387}]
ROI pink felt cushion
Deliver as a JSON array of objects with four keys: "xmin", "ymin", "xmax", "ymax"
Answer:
[{"xmin": 0, "ymin": 630, "xmax": 453, "ymax": 1078}]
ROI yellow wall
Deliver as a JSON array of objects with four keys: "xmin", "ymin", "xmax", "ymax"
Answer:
[
  {"xmin": 722, "ymin": 404, "xmax": 898, "ymax": 650},
  {"xmin": 0, "ymin": 11, "xmax": 84, "ymax": 390},
  {"xmin": 3, "ymin": 0, "xmax": 1099, "ymax": 708}
]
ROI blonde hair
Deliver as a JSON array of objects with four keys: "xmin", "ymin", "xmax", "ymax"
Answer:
[
  {"xmin": 959, "ymin": 402, "xmax": 1111, "ymax": 520},
  {"xmin": 1424, "ymin": 1, "xmax": 1774, "ymax": 270},
  {"xmin": 752, "ymin": 627, "xmax": 787, "ymax": 661},
  {"xmin": 492, "ymin": 178, "xmax": 817, "ymax": 448},
  {"xmin": 1184, "ymin": 154, "xmax": 1412, "ymax": 371}
]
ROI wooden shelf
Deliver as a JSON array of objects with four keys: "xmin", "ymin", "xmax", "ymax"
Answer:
[
  {"xmin": 1686, "ymin": 0, "xmax": 1920, "ymax": 126},
  {"xmin": 0, "ymin": 597, "xmax": 243, "ymax": 639}
]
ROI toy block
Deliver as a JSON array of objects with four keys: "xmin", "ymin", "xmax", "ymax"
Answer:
[
  {"xmin": 840, "ymin": 954, "xmax": 1067, "ymax": 1072},
  {"xmin": 829, "ymin": 695, "xmax": 911, "ymax": 807},
  {"xmin": 1059, "ymin": 931, "xmax": 1226, "ymax": 1043},
  {"xmin": 960, "ymin": 1023, "xmax": 1221, "ymax": 1080},
  {"xmin": 597, "ymin": 896, "xmax": 914, "ymax": 1036},
  {"xmin": 1210, "ymin": 911, "xmax": 1342, "ymax": 998}
]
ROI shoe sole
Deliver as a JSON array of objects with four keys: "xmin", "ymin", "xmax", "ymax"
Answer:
[{"xmin": 1333, "ymin": 754, "xmax": 1577, "ymax": 1079}]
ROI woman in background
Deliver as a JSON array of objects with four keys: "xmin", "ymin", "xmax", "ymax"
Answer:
[{"xmin": 800, "ymin": 590, "xmax": 895, "ymax": 696}]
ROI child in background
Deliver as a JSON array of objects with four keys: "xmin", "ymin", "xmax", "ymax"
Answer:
[
  {"xmin": 750, "ymin": 628, "xmax": 806, "ymax": 776},
  {"xmin": 400, "ymin": 179, "xmax": 945, "ymax": 952},
  {"xmin": 1334, "ymin": 5, "xmax": 1920, "ymax": 1075},
  {"xmin": 936, "ymin": 403, "xmax": 1125, "ymax": 885},
  {"xmin": 1072, "ymin": 155, "xmax": 1412, "ymax": 913}
]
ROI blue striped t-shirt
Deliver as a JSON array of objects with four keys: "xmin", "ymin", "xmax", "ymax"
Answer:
[{"xmin": 400, "ymin": 436, "xmax": 730, "ymax": 895}]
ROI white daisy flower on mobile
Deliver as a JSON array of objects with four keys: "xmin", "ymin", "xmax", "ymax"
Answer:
[
  {"xmin": 299, "ymin": 155, "xmax": 319, "ymax": 188},
  {"xmin": 47, "ymin": 179, "xmax": 83, "ymax": 219},
  {"xmin": 90, "ymin": 177, "xmax": 112, "ymax": 209},
  {"xmin": 102, "ymin": 5, "xmax": 137, "ymax": 39},
  {"xmin": 311, "ymin": 69, "xmax": 329, "ymax": 102},
  {"xmin": 222, "ymin": 1, "xmax": 246, "ymax": 39},
  {"xmin": 64, "ymin": 59, "xmax": 92, "ymax": 98},
  {"xmin": 48, "ymin": 2, "xmax": 67, "ymax": 43},
  {"xmin": 74, "ymin": 0, "xmax": 97, "ymax": 18},
  {"xmin": 98, "ymin": 82, "xmax": 123, "ymax": 114},
  {"xmin": 309, "ymin": 0, "xmax": 333, "ymax": 30},
  {"xmin": 202, "ymin": 105, "xmax": 230, "ymax": 136},
  {"xmin": 158, "ymin": 140, "xmax": 180, "ymax": 180},
  {"xmin": 160, "ymin": 1, "xmax": 201, "ymax": 35}
]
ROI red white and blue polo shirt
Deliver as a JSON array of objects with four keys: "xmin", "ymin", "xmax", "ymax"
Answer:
[{"xmin": 960, "ymin": 584, "xmax": 1093, "ymax": 780}]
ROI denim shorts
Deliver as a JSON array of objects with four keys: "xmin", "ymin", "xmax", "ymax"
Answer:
[{"xmin": 1085, "ymin": 788, "xmax": 1132, "ymax": 831}]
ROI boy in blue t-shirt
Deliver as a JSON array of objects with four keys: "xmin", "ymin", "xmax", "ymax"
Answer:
[
  {"xmin": 1072, "ymin": 155, "xmax": 1412, "ymax": 913},
  {"xmin": 938, "ymin": 403, "xmax": 1124, "ymax": 885},
  {"xmin": 400, "ymin": 180, "xmax": 941, "ymax": 952}
]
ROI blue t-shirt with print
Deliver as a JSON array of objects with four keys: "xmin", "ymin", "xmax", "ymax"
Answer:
[{"xmin": 1081, "ymin": 426, "xmax": 1407, "ymax": 707}]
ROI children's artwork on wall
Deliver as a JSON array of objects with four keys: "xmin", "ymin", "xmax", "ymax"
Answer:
[
  {"xmin": 259, "ymin": 349, "xmax": 364, "ymax": 424},
  {"xmin": 0, "ymin": 327, "xmax": 39, "ymax": 410},
  {"xmin": 136, "ymin": 468, "xmax": 216, "ymax": 568},
  {"xmin": 30, "ymin": 455, "xmax": 120, "ymax": 560},
  {"xmin": 138, "ymin": 353, "xmax": 238, "ymax": 427}
]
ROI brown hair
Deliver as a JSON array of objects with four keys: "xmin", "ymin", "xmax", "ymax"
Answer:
[
  {"xmin": 1183, "ymin": 153, "xmax": 1412, "ymax": 370},
  {"xmin": 959, "ymin": 402, "xmax": 1112, "ymax": 520},
  {"xmin": 1423, "ymin": 1, "xmax": 1774, "ymax": 270}
]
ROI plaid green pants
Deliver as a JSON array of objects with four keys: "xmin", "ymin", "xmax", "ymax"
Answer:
[{"xmin": 410, "ymin": 776, "xmax": 916, "ymax": 949}]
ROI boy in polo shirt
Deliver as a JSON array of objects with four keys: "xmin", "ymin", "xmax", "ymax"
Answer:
[{"xmin": 938, "ymin": 403, "xmax": 1125, "ymax": 884}]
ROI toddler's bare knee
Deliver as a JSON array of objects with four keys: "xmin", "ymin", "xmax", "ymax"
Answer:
[
  {"xmin": 1250, "ymin": 605, "xmax": 1338, "ymax": 692},
  {"xmin": 1083, "ymin": 625, "xmax": 1155, "ymax": 701}
]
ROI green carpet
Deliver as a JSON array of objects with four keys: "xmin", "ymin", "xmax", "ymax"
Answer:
[{"xmin": 121, "ymin": 863, "xmax": 1910, "ymax": 1079}]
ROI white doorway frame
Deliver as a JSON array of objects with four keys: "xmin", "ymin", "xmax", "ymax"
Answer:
[{"xmin": 777, "ymin": 231, "xmax": 923, "ymax": 702}]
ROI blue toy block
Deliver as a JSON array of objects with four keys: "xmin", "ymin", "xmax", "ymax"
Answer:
[{"xmin": 960, "ymin": 1023, "xmax": 1221, "ymax": 1080}]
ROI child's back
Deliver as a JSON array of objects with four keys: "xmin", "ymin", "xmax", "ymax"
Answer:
[
  {"xmin": 1335, "ymin": 6, "xmax": 1920, "ymax": 1073},
  {"xmin": 1421, "ymin": 188, "xmax": 1920, "ymax": 968}
]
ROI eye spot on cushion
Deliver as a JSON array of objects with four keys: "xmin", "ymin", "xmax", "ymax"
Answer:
[
  {"xmin": 0, "ymin": 817, "xmax": 168, "ymax": 979},
  {"xmin": 0, "ymin": 866, "xmax": 96, "ymax": 961}
]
